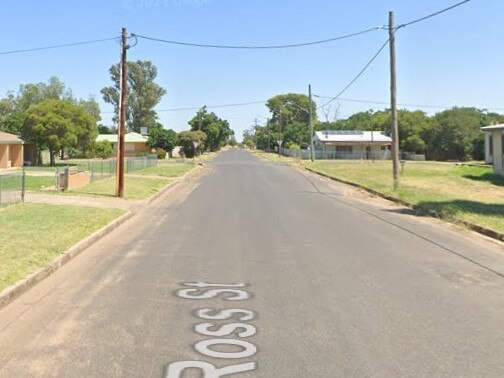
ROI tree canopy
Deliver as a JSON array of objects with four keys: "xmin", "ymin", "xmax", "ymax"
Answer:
[
  {"xmin": 23, "ymin": 99, "xmax": 97, "ymax": 165},
  {"xmin": 101, "ymin": 60, "xmax": 166, "ymax": 133},
  {"xmin": 188, "ymin": 107, "xmax": 233, "ymax": 152},
  {"xmin": 178, "ymin": 130, "xmax": 207, "ymax": 158},
  {"xmin": 147, "ymin": 123, "xmax": 179, "ymax": 154}
]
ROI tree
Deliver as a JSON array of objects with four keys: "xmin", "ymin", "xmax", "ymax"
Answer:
[
  {"xmin": 101, "ymin": 60, "xmax": 166, "ymax": 132},
  {"xmin": 242, "ymin": 129, "xmax": 256, "ymax": 149},
  {"xmin": 188, "ymin": 107, "xmax": 233, "ymax": 151},
  {"xmin": 92, "ymin": 141, "xmax": 114, "ymax": 159},
  {"xmin": 78, "ymin": 97, "xmax": 101, "ymax": 123},
  {"xmin": 425, "ymin": 107, "xmax": 499, "ymax": 160},
  {"xmin": 147, "ymin": 123, "xmax": 179, "ymax": 157},
  {"xmin": 17, "ymin": 76, "xmax": 73, "ymax": 112},
  {"xmin": 178, "ymin": 130, "xmax": 207, "ymax": 158},
  {"xmin": 0, "ymin": 111, "xmax": 26, "ymax": 134},
  {"xmin": 265, "ymin": 93, "xmax": 317, "ymax": 147},
  {"xmin": 98, "ymin": 124, "xmax": 115, "ymax": 134},
  {"xmin": 23, "ymin": 99, "xmax": 97, "ymax": 165}
]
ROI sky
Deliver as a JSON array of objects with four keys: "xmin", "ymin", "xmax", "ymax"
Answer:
[{"xmin": 0, "ymin": 0, "xmax": 503, "ymax": 141}]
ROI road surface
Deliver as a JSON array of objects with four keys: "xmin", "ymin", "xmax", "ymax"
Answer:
[{"xmin": 1, "ymin": 149, "xmax": 504, "ymax": 377}]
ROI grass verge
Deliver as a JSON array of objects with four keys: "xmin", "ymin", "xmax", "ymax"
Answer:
[
  {"xmin": 0, "ymin": 203, "xmax": 124, "ymax": 292},
  {"xmin": 133, "ymin": 162, "xmax": 195, "ymax": 177},
  {"xmin": 305, "ymin": 160, "xmax": 504, "ymax": 235},
  {"xmin": 71, "ymin": 175, "xmax": 172, "ymax": 200}
]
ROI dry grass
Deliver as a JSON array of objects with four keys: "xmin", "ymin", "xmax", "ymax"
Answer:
[{"xmin": 305, "ymin": 160, "xmax": 504, "ymax": 234}]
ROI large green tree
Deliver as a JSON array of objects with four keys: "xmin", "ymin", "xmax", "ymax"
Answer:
[
  {"xmin": 188, "ymin": 107, "xmax": 233, "ymax": 152},
  {"xmin": 178, "ymin": 130, "xmax": 207, "ymax": 158},
  {"xmin": 265, "ymin": 93, "xmax": 317, "ymax": 148},
  {"xmin": 23, "ymin": 99, "xmax": 97, "ymax": 165},
  {"xmin": 101, "ymin": 60, "xmax": 166, "ymax": 133},
  {"xmin": 147, "ymin": 123, "xmax": 179, "ymax": 157},
  {"xmin": 0, "ymin": 77, "xmax": 100, "ymax": 135}
]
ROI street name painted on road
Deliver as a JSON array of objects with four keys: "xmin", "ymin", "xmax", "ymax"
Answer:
[{"xmin": 164, "ymin": 282, "xmax": 258, "ymax": 377}]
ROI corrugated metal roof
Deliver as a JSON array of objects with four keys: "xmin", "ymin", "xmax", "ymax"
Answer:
[
  {"xmin": 96, "ymin": 132, "xmax": 148, "ymax": 143},
  {"xmin": 0, "ymin": 131, "xmax": 23, "ymax": 144},
  {"xmin": 315, "ymin": 130, "xmax": 392, "ymax": 143},
  {"xmin": 481, "ymin": 124, "xmax": 504, "ymax": 132}
]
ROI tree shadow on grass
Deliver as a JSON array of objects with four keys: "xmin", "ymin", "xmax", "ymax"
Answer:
[
  {"xmin": 384, "ymin": 200, "xmax": 504, "ymax": 221},
  {"xmin": 417, "ymin": 200, "xmax": 504, "ymax": 218},
  {"xmin": 463, "ymin": 173, "xmax": 504, "ymax": 187}
]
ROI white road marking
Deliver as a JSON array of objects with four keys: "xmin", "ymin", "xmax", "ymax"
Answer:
[{"xmin": 195, "ymin": 338, "xmax": 257, "ymax": 359}]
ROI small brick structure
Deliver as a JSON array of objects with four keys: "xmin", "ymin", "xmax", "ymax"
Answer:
[
  {"xmin": 58, "ymin": 169, "xmax": 92, "ymax": 191},
  {"xmin": 0, "ymin": 132, "xmax": 24, "ymax": 169}
]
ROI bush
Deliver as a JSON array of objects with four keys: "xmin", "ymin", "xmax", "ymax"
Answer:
[
  {"xmin": 156, "ymin": 148, "xmax": 167, "ymax": 159},
  {"xmin": 93, "ymin": 141, "xmax": 114, "ymax": 159},
  {"xmin": 289, "ymin": 143, "xmax": 301, "ymax": 150}
]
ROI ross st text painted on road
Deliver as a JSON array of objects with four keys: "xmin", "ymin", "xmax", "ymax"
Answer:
[{"xmin": 164, "ymin": 282, "xmax": 258, "ymax": 377}]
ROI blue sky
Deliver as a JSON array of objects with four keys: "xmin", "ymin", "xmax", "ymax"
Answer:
[{"xmin": 0, "ymin": 0, "xmax": 502, "ymax": 141}]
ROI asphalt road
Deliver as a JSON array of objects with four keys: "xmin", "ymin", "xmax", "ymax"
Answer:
[{"xmin": 1, "ymin": 149, "xmax": 504, "ymax": 377}]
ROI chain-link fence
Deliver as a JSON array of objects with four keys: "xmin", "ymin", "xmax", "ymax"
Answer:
[
  {"xmin": 0, "ymin": 172, "xmax": 25, "ymax": 207},
  {"xmin": 126, "ymin": 155, "xmax": 158, "ymax": 173},
  {"xmin": 61, "ymin": 155, "xmax": 158, "ymax": 184},
  {"xmin": 281, "ymin": 148, "xmax": 391, "ymax": 160}
]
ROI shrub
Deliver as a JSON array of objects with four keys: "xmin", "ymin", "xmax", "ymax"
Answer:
[
  {"xmin": 156, "ymin": 148, "xmax": 167, "ymax": 159},
  {"xmin": 288, "ymin": 143, "xmax": 301, "ymax": 150},
  {"xmin": 93, "ymin": 141, "xmax": 114, "ymax": 159}
]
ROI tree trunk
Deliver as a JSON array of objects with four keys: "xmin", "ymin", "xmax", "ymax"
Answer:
[{"xmin": 50, "ymin": 150, "xmax": 56, "ymax": 166}]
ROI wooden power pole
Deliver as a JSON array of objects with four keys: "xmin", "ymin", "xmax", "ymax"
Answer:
[
  {"xmin": 116, "ymin": 27, "xmax": 128, "ymax": 198},
  {"xmin": 389, "ymin": 11, "xmax": 400, "ymax": 190}
]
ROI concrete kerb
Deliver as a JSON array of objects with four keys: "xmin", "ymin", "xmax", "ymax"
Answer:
[
  {"xmin": 0, "ymin": 210, "xmax": 134, "ymax": 310},
  {"xmin": 304, "ymin": 166, "xmax": 504, "ymax": 243},
  {"xmin": 0, "ymin": 164, "xmax": 207, "ymax": 310}
]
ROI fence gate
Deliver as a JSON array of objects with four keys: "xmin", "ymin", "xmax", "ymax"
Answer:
[{"xmin": 0, "ymin": 172, "xmax": 25, "ymax": 207}]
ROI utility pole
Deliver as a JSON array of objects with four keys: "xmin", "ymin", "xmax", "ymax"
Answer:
[
  {"xmin": 116, "ymin": 27, "xmax": 128, "ymax": 198},
  {"xmin": 308, "ymin": 84, "xmax": 314, "ymax": 162},
  {"xmin": 389, "ymin": 11, "xmax": 400, "ymax": 189}
]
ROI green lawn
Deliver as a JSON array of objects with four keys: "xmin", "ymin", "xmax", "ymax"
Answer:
[
  {"xmin": 0, "ymin": 203, "xmax": 124, "ymax": 292},
  {"xmin": 71, "ymin": 175, "xmax": 172, "ymax": 200},
  {"xmin": 0, "ymin": 175, "xmax": 55, "ymax": 192},
  {"xmin": 305, "ymin": 160, "xmax": 504, "ymax": 234},
  {"xmin": 133, "ymin": 162, "xmax": 195, "ymax": 177}
]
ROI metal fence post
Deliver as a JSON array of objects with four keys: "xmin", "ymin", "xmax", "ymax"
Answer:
[{"xmin": 21, "ymin": 170, "xmax": 26, "ymax": 202}]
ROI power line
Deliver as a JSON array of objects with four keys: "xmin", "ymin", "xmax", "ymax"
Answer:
[
  {"xmin": 397, "ymin": 0, "xmax": 471, "ymax": 29},
  {"xmin": 131, "ymin": 27, "xmax": 382, "ymax": 50},
  {"xmin": 102, "ymin": 100, "xmax": 267, "ymax": 114},
  {"xmin": 320, "ymin": 39, "xmax": 390, "ymax": 108},
  {"xmin": 155, "ymin": 100, "xmax": 267, "ymax": 112},
  {"xmin": 314, "ymin": 95, "xmax": 504, "ymax": 112},
  {"xmin": 0, "ymin": 37, "xmax": 118, "ymax": 56}
]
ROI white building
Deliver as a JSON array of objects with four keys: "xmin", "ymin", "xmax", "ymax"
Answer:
[
  {"xmin": 481, "ymin": 124, "xmax": 504, "ymax": 176},
  {"xmin": 314, "ymin": 130, "xmax": 392, "ymax": 159}
]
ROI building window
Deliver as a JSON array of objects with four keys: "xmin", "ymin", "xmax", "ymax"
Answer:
[{"xmin": 335, "ymin": 146, "xmax": 352, "ymax": 153}]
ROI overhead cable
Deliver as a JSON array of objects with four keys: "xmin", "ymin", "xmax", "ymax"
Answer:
[
  {"xmin": 396, "ymin": 0, "xmax": 471, "ymax": 29},
  {"xmin": 320, "ymin": 39, "xmax": 390, "ymax": 108},
  {"xmin": 131, "ymin": 27, "xmax": 382, "ymax": 50},
  {"xmin": 0, "ymin": 37, "xmax": 118, "ymax": 56}
]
